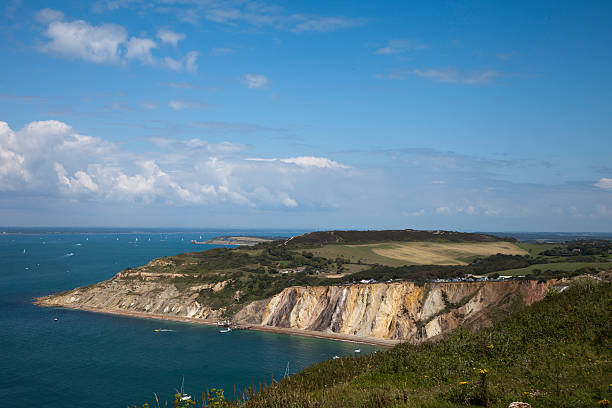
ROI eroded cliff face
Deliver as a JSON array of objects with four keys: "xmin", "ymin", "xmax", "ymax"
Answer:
[
  {"xmin": 234, "ymin": 280, "xmax": 561, "ymax": 342},
  {"xmin": 37, "ymin": 260, "xmax": 561, "ymax": 342},
  {"xmin": 36, "ymin": 259, "xmax": 227, "ymax": 321}
]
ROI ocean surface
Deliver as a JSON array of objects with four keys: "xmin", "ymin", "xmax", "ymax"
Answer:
[{"xmin": 0, "ymin": 229, "xmax": 377, "ymax": 408}]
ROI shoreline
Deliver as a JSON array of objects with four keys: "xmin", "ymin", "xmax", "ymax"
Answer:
[{"xmin": 34, "ymin": 301, "xmax": 398, "ymax": 348}]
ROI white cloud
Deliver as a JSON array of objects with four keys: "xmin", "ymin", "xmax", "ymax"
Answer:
[
  {"xmin": 282, "ymin": 196, "xmax": 298, "ymax": 207},
  {"xmin": 156, "ymin": 29, "xmax": 185, "ymax": 47},
  {"xmin": 35, "ymin": 8, "xmax": 64, "ymax": 24},
  {"xmin": 375, "ymin": 40, "xmax": 427, "ymax": 55},
  {"xmin": 184, "ymin": 51, "xmax": 199, "ymax": 72},
  {"xmin": 41, "ymin": 20, "xmax": 127, "ymax": 64},
  {"xmin": 435, "ymin": 206, "xmax": 451, "ymax": 215},
  {"xmin": 164, "ymin": 51, "xmax": 199, "ymax": 72},
  {"xmin": 125, "ymin": 36, "xmax": 157, "ymax": 64},
  {"xmin": 243, "ymin": 74, "xmax": 269, "ymax": 89},
  {"xmin": 168, "ymin": 99, "xmax": 213, "ymax": 110},
  {"xmin": 431, "ymin": 180, "xmax": 445, "ymax": 184},
  {"xmin": 280, "ymin": 156, "xmax": 349, "ymax": 169},
  {"xmin": 595, "ymin": 178, "xmax": 612, "ymax": 190},
  {"xmin": 246, "ymin": 156, "xmax": 350, "ymax": 169},
  {"xmin": 55, "ymin": 163, "xmax": 99, "ymax": 193},
  {"xmin": 37, "ymin": 14, "xmax": 197, "ymax": 71}
]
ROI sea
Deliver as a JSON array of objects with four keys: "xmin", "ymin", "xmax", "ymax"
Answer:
[{"xmin": 0, "ymin": 229, "xmax": 378, "ymax": 408}]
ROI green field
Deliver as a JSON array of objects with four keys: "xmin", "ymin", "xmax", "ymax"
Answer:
[
  {"xmin": 515, "ymin": 242, "xmax": 559, "ymax": 256},
  {"xmin": 495, "ymin": 261, "xmax": 612, "ymax": 276}
]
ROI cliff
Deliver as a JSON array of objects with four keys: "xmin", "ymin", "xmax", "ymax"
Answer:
[
  {"xmin": 234, "ymin": 280, "xmax": 559, "ymax": 342},
  {"xmin": 37, "ymin": 260, "xmax": 561, "ymax": 343}
]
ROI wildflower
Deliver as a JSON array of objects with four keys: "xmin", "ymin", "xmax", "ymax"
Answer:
[
  {"xmin": 478, "ymin": 368, "xmax": 488, "ymax": 375},
  {"xmin": 598, "ymin": 399, "xmax": 610, "ymax": 408},
  {"xmin": 459, "ymin": 381, "xmax": 468, "ymax": 385},
  {"xmin": 523, "ymin": 391, "xmax": 530, "ymax": 395},
  {"xmin": 487, "ymin": 344, "xmax": 494, "ymax": 349}
]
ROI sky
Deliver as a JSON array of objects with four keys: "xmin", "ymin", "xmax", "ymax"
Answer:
[{"xmin": 0, "ymin": 0, "xmax": 611, "ymax": 231}]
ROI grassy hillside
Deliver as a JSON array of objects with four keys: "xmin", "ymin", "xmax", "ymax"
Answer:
[{"xmin": 137, "ymin": 279, "xmax": 611, "ymax": 408}]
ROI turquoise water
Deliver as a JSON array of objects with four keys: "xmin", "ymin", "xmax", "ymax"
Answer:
[{"xmin": 0, "ymin": 230, "xmax": 376, "ymax": 407}]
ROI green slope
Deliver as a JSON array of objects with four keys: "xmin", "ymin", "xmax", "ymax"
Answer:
[{"xmin": 239, "ymin": 279, "xmax": 611, "ymax": 408}]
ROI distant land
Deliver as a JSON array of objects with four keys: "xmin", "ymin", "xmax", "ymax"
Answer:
[
  {"xmin": 37, "ymin": 228, "xmax": 612, "ymax": 345},
  {"xmin": 195, "ymin": 236, "xmax": 278, "ymax": 246}
]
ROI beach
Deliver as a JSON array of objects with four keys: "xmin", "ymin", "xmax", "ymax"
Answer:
[{"xmin": 35, "ymin": 300, "xmax": 398, "ymax": 348}]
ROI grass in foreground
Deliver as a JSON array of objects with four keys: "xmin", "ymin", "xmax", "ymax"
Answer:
[{"xmin": 138, "ymin": 279, "xmax": 611, "ymax": 408}]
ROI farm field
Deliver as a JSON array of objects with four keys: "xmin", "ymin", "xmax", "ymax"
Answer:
[
  {"xmin": 495, "ymin": 261, "xmax": 612, "ymax": 276},
  {"xmin": 515, "ymin": 242, "xmax": 558, "ymax": 255},
  {"xmin": 310, "ymin": 241, "xmax": 528, "ymax": 266}
]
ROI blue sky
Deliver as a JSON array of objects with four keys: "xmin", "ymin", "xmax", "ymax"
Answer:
[{"xmin": 0, "ymin": 0, "xmax": 611, "ymax": 231}]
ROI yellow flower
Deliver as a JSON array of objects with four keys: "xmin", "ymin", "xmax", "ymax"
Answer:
[
  {"xmin": 478, "ymin": 368, "xmax": 488, "ymax": 375},
  {"xmin": 459, "ymin": 381, "xmax": 468, "ymax": 385},
  {"xmin": 487, "ymin": 344, "xmax": 494, "ymax": 349},
  {"xmin": 523, "ymin": 391, "xmax": 530, "ymax": 395}
]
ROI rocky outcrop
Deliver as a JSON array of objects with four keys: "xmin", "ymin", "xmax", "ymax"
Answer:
[
  {"xmin": 37, "ymin": 260, "xmax": 562, "ymax": 342},
  {"xmin": 36, "ymin": 260, "xmax": 227, "ymax": 321},
  {"xmin": 234, "ymin": 280, "xmax": 560, "ymax": 342}
]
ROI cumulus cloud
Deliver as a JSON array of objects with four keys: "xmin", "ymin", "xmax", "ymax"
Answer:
[
  {"xmin": 595, "ymin": 178, "xmax": 612, "ymax": 190},
  {"xmin": 41, "ymin": 19, "xmax": 127, "ymax": 64},
  {"xmin": 156, "ymin": 29, "xmax": 185, "ymax": 47},
  {"xmin": 125, "ymin": 36, "xmax": 157, "ymax": 64},
  {"xmin": 37, "ymin": 12, "xmax": 198, "ymax": 71},
  {"xmin": 243, "ymin": 74, "xmax": 269, "ymax": 89},
  {"xmin": 164, "ymin": 51, "xmax": 199, "ymax": 72}
]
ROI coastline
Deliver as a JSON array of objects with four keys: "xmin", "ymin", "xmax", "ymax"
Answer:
[{"xmin": 34, "ymin": 300, "xmax": 398, "ymax": 348}]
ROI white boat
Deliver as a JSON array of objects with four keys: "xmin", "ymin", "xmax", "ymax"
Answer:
[
  {"xmin": 219, "ymin": 327, "xmax": 232, "ymax": 333},
  {"xmin": 354, "ymin": 349, "xmax": 361, "ymax": 353},
  {"xmin": 332, "ymin": 355, "xmax": 340, "ymax": 359}
]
